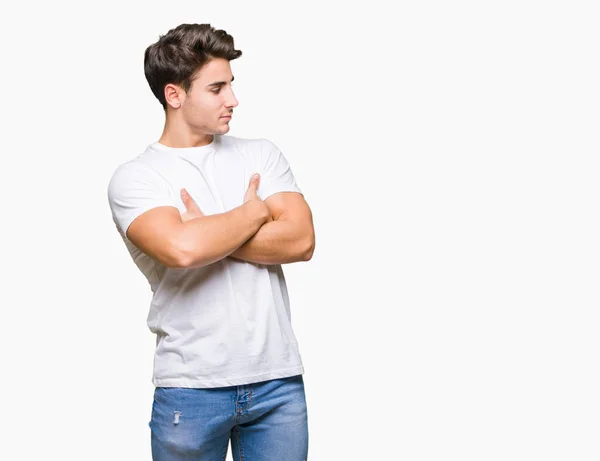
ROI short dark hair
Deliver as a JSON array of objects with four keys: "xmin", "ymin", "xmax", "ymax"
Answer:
[{"xmin": 144, "ymin": 23, "xmax": 242, "ymax": 110}]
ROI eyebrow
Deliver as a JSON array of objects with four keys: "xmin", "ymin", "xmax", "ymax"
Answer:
[{"xmin": 206, "ymin": 76, "xmax": 235, "ymax": 88}]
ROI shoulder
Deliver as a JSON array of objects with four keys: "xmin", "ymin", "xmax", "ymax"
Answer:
[
  {"xmin": 107, "ymin": 156, "xmax": 166, "ymax": 197},
  {"xmin": 108, "ymin": 158, "xmax": 150, "ymax": 184}
]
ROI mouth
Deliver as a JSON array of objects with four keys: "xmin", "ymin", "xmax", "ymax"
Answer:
[{"xmin": 220, "ymin": 115, "xmax": 232, "ymax": 120}]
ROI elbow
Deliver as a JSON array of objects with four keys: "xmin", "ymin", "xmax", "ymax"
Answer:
[
  {"xmin": 169, "ymin": 254, "xmax": 190, "ymax": 269},
  {"xmin": 167, "ymin": 235, "xmax": 198, "ymax": 269},
  {"xmin": 165, "ymin": 246, "xmax": 190, "ymax": 269},
  {"xmin": 170, "ymin": 237, "xmax": 213, "ymax": 269},
  {"xmin": 301, "ymin": 235, "xmax": 315, "ymax": 261}
]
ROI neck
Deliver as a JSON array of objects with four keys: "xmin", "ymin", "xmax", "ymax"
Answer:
[{"xmin": 158, "ymin": 115, "xmax": 213, "ymax": 148}]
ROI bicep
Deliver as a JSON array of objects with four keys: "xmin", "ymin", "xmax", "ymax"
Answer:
[
  {"xmin": 108, "ymin": 163, "xmax": 185, "ymax": 267},
  {"xmin": 126, "ymin": 206, "xmax": 186, "ymax": 268},
  {"xmin": 264, "ymin": 192, "xmax": 314, "ymax": 234}
]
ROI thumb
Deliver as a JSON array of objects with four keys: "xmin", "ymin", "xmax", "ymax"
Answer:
[
  {"xmin": 248, "ymin": 173, "xmax": 260, "ymax": 190},
  {"xmin": 180, "ymin": 188, "xmax": 199, "ymax": 211}
]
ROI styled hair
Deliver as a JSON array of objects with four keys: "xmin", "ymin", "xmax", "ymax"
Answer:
[{"xmin": 144, "ymin": 23, "xmax": 242, "ymax": 110}]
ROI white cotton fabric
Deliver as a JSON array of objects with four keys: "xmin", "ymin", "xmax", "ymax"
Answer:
[{"xmin": 107, "ymin": 135, "xmax": 305, "ymax": 387}]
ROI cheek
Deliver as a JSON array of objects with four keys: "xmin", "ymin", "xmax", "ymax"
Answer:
[
  {"xmin": 186, "ymin": 99, "xmax": 213, "ymax": 119},
  {"xmin": 199, "ymin": 97, "xmax": 222, "ymax": 116}
]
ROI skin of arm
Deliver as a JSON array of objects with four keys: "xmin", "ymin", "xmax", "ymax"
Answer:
[
  {"xmin": 126, "ymin": 199, "xmax": 270, "ymax": 269},
  {"xmin": 228, "ymin": 192, "xmax": 315, "ymax": 265},
  {"xmin": 177, "ymin": 199, "xmax": 271, "ymax": 268}
]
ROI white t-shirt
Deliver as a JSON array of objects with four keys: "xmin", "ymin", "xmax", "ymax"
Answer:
[{"xmin": 107, "ymin": 134, "xmax": 305, "ymax": 388}]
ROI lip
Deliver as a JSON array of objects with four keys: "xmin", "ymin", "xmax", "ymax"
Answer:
[{"xmin": 220, "ymin": 115, "xmax": 232, "ymax": 119}]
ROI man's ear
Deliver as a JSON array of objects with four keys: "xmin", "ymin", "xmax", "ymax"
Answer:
[{"xmin": 164, "ymin": 83, "xmax": 185, "ymax": 109}]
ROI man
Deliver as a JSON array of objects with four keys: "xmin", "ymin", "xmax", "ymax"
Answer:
[{"xmin": 107, "ymin": 23, "xmax": 314, "ymax": 461}]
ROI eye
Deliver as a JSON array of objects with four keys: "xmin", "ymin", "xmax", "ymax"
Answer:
[{"xmin": 211, "ymin": 88, "xmax": 221, "ymax": 94}]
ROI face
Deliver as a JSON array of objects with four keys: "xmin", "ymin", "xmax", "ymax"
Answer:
[{"xmin": 171, "ymin": 58, "xmax": 239, "ymax": 136}]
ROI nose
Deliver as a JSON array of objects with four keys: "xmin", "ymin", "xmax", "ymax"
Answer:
[{"xmin": 225, "ymin": 87, "xmax": 239, "ymax": 109}]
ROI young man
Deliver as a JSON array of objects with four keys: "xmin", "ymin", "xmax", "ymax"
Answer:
[{"xmin": 107, "ymin": 23, "xmax": 315, "ymax": 460}]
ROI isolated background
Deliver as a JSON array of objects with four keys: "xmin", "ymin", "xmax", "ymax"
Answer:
[{"xmin": 1, "ymin": 0, "xmax": 598, "ymax": 460}]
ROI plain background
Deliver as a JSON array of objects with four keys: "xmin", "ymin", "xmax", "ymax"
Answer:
[{"xmin": 1, "ymin": 0, "xmax": 599, "ymax": 459}]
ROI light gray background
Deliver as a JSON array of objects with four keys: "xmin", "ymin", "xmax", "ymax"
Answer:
[{"xmin": 1, "ymin": 1, "xmax": 598, "ymax": 460}]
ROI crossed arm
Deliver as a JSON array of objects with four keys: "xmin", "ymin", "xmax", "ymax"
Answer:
[
  {"xmin": 125, "ymin": 174, "xmax": 316, "ymax": 269},
  {"xmin": 126, "ymin": 190, "xmax": 315, "ymax": 268}
]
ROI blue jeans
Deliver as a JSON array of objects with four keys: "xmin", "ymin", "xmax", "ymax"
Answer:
[{"xmin": 149, "ymin": 374, "xmax": 309, "ymax": 460}]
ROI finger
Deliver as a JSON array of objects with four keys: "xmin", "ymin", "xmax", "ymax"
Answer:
[
  {"xmin": 180, "ymin": 188, "xmax": 191, "ymax": 207},
  {"xmin": 180, "ymin": 188, "xmax": 201, "ymax": 212},
  {"xmin": 248, "ymin": 173, "xmax": 260, "ymax": 190}
]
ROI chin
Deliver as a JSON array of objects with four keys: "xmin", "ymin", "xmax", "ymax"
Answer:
[{"xmin": 216, "ymin": 124, "xmax": 231, "ymax": 134}]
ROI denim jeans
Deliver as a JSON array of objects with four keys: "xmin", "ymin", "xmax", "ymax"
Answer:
[{"xmin": 149, "ymin": 374, "xmax": 308, "ymax": 460}]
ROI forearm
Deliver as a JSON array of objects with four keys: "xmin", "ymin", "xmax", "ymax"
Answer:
[
  {"xmin": 229, "ymin": 219, "xmax": 313, "ymax": 265},
  {"xmin": 176, "ymin": 200, "xmax": 269, "ymax": 268}
]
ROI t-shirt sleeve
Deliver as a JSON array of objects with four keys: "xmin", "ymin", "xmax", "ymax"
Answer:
[
  {"xmin": 107, "ymin": 162, "xmax": 176, "ymax": 241},
  {"xmin": 257, "ymin": 139, "xmax": 303, "ymax": 201}
]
